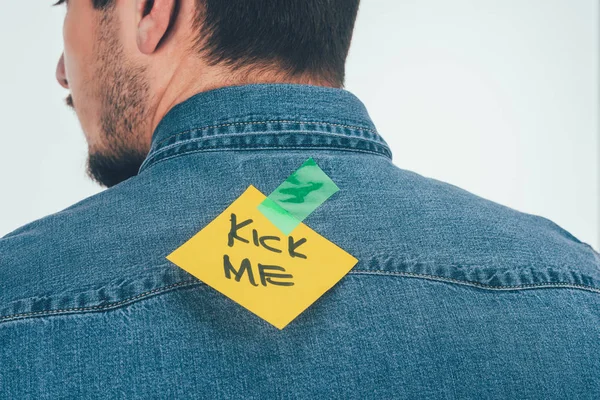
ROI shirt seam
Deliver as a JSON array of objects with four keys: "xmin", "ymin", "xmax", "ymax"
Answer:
[
  {"xmin": 1, "ymin": 269, "xmax": 599, "ymax": 325},
  {"xmin": 150, "ymin": 130, "xmax": 390, "ymax": 156},
  {"xmin": 139, "ymin": 145, "xmax": 393, "ymax": 174},
  {"xmin": 152, "ymin": 120, "xmax": 382, "ymax": 149}
]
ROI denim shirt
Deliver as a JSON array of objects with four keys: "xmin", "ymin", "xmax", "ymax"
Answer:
[{"xmin": 1, "ymin": 83, "xmax": 599, "ymax": 399}]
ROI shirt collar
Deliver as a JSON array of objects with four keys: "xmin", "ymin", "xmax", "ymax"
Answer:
[{"xmin": 138, "ymin": 83, "xmax": 392, "ymax": 173}]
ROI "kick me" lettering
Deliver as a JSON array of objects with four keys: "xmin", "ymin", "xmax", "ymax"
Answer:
[{"xmin": 223, "ymin": 213, "xmax": 308, "ymax": 287}]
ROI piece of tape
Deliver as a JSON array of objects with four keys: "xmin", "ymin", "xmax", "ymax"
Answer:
[{"xmin": 257, "ymin": 157, "xmax": 339, "ymax": 234}]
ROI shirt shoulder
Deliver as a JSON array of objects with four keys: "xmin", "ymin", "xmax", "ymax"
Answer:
[
  {"xmin": 0, "ymin": 174, "xmax": 197, "ymax": 324},
  {"xmin": 340, "ymin": 160, "xmax": 600, "ymax": 294}
]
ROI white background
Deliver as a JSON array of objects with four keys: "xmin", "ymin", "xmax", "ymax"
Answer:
[{"xmin": 1, "ymin": 0, "xmax": 598, "ymax": 250}]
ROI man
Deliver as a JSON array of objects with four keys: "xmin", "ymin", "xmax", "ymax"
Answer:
[{"xmin": 1, "ymin": 0, "xmax": 599, "ymax": 398}]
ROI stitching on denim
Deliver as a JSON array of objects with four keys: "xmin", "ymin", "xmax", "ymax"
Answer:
[
  {"xmin": 150, "ymin": 130, "xmax": 389, "ymax": 157},
  {"xmin": 153, "ymin": 120, "xmax": 380, "ymax": 149},
  {"xmin": 139, "ymin": 145, "xmax": 393, "ymax": 173},
  {"xmin": 0, "ymin": 279, "xmax": 203, "ymax": 324},
  {"xmin": 348, "ymin": 269, "xmax": 600, "ymax": 294},
  {"xmin": 2, "ymin": 268, "xmax": 599, "ymax": 324}
]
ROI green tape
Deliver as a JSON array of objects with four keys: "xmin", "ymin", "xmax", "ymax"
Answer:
[
  {"xmin": 258, "ymin": 157, "xmax": 339, "ymax": 234},
  {"xmin": 257, "ymin": 198, "xmax": 301, "ymax": 235}
]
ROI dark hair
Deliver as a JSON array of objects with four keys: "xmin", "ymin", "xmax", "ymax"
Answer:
[
  {"xmin": 59, "ymin": 0, "xmax": 361, "ymax": 87},
  {"xmin": 191, "ymin": 1, "xmax": 361, "ymax": 87},
  {"xmin": 92, "ymin": 0, "xmax": 113, "ymax": 8}
]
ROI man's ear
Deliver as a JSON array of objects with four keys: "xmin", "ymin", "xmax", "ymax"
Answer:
[{"xmin": 136, "ymin": 0, "xmax": 177, "ymax": 55}]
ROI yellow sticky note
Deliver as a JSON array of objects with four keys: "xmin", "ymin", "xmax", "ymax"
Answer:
[{"xmin": 167, "ymin": 185, "xmax": 358, "ymax": 329}]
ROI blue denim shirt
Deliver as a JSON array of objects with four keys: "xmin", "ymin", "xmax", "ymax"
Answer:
[{"xmin": 1, "ymin": 83, "xmax": 599, "ymax": 399}]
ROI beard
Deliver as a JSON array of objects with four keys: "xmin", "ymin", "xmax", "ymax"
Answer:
[
  {"xmin": 86, "ymin": 145, "xmax": 148, "ymax": 189},
  {"xmin": 84, "ymin": 6, "xmax": 151, "ymax": 188}
]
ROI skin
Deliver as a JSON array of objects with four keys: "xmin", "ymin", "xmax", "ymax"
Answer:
[{"xmin": 55, "ymin": 0, "xmax": 330, "ymax": 187}]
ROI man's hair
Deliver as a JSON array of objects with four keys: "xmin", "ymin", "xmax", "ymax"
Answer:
[{"xmin": 92, "ymin": 0, "xmax": 361, "ymax": 88}]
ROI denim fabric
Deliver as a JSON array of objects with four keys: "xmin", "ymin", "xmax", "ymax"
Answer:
[{"xmin": 1, "ymin": 83, "xmax": 599, "ymax": 399}]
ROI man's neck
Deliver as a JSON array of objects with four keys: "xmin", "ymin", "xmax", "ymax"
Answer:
[{"xmin": 147, "ymin": 61, "xmax": 336, "ymax": 151}]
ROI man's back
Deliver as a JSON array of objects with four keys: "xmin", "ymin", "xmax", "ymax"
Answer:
[{"xmin": 1, "ymin": 84, "xmax": 599, "ymax": 399}]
